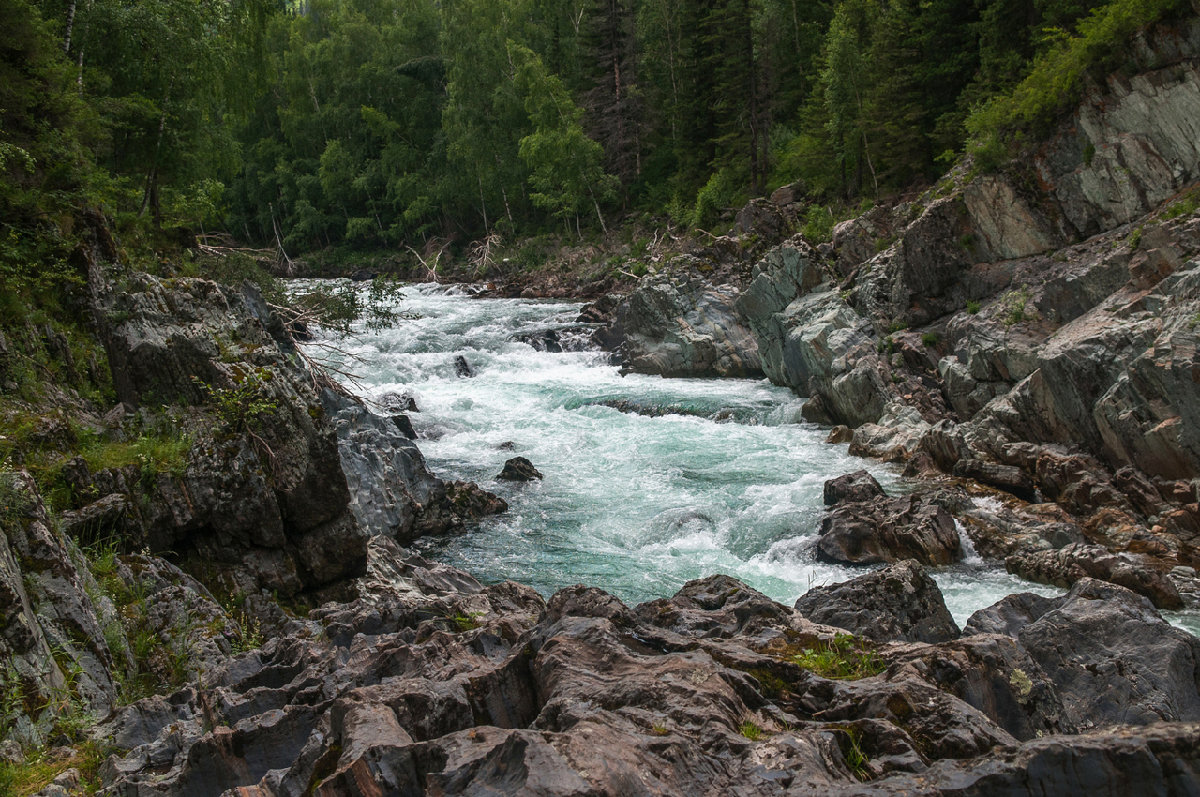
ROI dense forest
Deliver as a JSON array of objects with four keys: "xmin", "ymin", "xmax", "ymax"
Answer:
[{"xmin": 0, "ymin": 0, "xmax": 1191, "ymax": 277}]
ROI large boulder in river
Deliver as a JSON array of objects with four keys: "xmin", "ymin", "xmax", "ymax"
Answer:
[
  {"xmin": 794, "ymin": 560, "xmax": 961, "ymax": 643},
  {"xmin": 610, "ymin": 265, "xmax": 762, "ymax": 377},
  {"xmin": 823, "ymin": 470, "xmax": 886, "ymax": 505},
  {"xmin": 817, "ymin": 490, "xmax": 963, "ymax": 566}
]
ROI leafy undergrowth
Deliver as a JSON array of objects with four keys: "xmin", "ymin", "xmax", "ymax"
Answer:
[{"xmin": 0, "ymin": 740, "xmax": 113, "ymax": 797}]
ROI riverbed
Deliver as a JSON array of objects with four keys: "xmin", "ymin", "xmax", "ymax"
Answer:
[{"xmin": 309, "ymin": 282, "xmax": 1200, "ymax": 633}]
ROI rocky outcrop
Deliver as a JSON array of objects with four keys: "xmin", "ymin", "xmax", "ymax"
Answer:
[
  {"xmin": 90, "ymin": 556, "xmax": 1200, "ymax": 796},
  {"xmin": 85, "ymin": 273, "xmax": 368, "ymax": 597},
  {"xmin": 607, "ymin": 263, "xmax": 762, "ymax": 377},
  {"xmin": 794, "ymin": 560, "xmax": 961, "ymax": 643},
  {"xmin": 0, "ymin": 473, "xmax": 118, "ymax": 747},
  {"xmin": 967, "ymin": 578, "xmax": 1200, "ymax": 729},
  {"xmin": 816, "ymin": 485, "xmax": 964, "ymax": 566}
]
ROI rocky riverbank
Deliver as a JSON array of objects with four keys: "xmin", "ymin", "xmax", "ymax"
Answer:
[
  {"xmin": 3, "ymin": 16, "xmax": 1200, "ymax": 797},
  {"xmin": 589, "ymin": 17, "xmax": 1200, "ymax": 615}
]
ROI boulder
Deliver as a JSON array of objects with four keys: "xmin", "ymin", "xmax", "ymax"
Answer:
[
  {"xmin": 822, "ymin": 470, "xmax": 886, "ymax": 506},
  {"xmin": 1022, "ymin": 579, "xmax": 1200, "ymax": 728},
  {"xmin": 794, "ymin": 560, "xmax": 961, "ymax": 643},
  {"xmin": 609, "ymin": 267, "xmax": 762, "ymax": 378},
  {"xmin": 496, "ymin": 456, "xmax": 543, "ymax": 482},
  {"xmin": 817, "ymin": 491, "xmax": 963, "ymax": 566}
]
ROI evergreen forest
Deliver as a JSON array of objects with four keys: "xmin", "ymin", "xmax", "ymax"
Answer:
[{"xmin": 1, "ymin": 0, "xmax": 1191, "ymax": 279}]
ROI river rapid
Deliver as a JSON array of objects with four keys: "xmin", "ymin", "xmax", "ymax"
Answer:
[{"xmin": 312, "ymin": 282, "xmax": 1200, "ymax": 632}]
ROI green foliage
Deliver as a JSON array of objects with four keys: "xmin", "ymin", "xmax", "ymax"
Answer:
[
  {"xmin": 738, "ymin": 720, "xmax": 766, "ymax": 741},
  {"xmin": 692, "ymin": 169, "xmax": 740, "ymax": 231},
  {"xmin": 1162, "ymin": 188, "xmax": 1200, "ymax": 220},
  {"xmin": 802, "ymin": 205, "xmax": 836, "ymax": 244},
  {"xmin": 195, "ymin": 373, "xmax": 277, "ymax": 435},
  {"xmin": 791, "ymin": 634, "xmax": 885, "ymax": 680},
  {"xmin": 966, "ymin": 299, "xmax": 982, "ymax": 314},
  {"xmin": 1001, "ymin": 286, "xmax": 1037, "ymax": 325},
  {"xmin": 290, "ymin": 277, "xmax": 404, "ymax": 335},
  {"xmin": 966, "ymin": 0, "xmax": 1187, "ymax": 164},
  {"xmin": 836, "ymin": 726, "xmax": 871, "ymax": 780},
  {"xmin": 449, "ymin": 611, "xmax": 485, "ymax": 632},
  {"xmin": 921, "ymin": 331, "xmax": 941, "ymax": 347}
]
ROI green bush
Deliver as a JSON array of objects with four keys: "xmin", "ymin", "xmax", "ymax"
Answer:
[{"xmin": 802, "ymin": 205, "xmax": 835, "ymax": 244}]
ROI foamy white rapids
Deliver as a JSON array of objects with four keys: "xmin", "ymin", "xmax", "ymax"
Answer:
[{"xmin": 300, "ymin": 281, "xmax": 1199, "ymax": 635}]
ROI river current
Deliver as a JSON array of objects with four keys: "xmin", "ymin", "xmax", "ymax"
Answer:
[{"xmin": 314, "ymin": 282, "xmax": 1200, "ymax": 633}]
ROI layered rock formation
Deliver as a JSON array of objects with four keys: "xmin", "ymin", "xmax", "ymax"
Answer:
[{"xmin": 596, "ymin": 17, "xmax": 1200, "ymax": 606}]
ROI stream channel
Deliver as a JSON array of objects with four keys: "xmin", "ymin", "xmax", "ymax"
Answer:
[{"xmin": 314, "ymin": 281, "xmax": 1200, "ymax": 632}]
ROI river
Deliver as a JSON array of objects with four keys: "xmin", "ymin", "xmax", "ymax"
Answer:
[{"xmin": 312, "ymin": 281, "xmax": 1200, "ymax": 633}]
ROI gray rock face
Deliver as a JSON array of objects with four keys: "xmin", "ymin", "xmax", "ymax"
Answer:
[
  {"xmin": 967, "ymin": 259, "xmax": 1200, "ymax": 480},
  {"xmin": 794, "ymin": 560, "xmax": 961, "ymax": 643},
  {"xmin": 0, "ymin": 473, "xmax": 117, "ymax": 747},
  {"xmin": 326, "ymin": 390, "xmax": 441, "ymax": 545},
  {"xmin": 614, "ymin": 270, "xmax": 762, "ymax": 378},
  {"xmin": 91, "ymin": 273, "xmax": 368, "ymax": 596}
]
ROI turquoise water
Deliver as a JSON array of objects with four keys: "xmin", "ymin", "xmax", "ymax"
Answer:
[{"xmin": 310, "ymin": 282, "xmax": 1199, "ymax": 635}]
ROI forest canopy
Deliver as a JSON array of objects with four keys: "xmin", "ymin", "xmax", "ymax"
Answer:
[{"xmin": 1, "ymin": 0, "xmax": 1191, "ymax": 262}]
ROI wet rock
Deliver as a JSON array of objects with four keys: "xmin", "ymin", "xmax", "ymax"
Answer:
[
  {"xmin": 825, "ymin": 425, "xmax": 853, "ymax": 444},
  {"xmin": 795, "ymin": 560, "xmax": 960, "ymax": 643},
  {"xmin": 1005, "ymin": 543, "xmax": 1183, "ymax": 609},
  {"xmin": 952, "ymin": 458, "xmax": 1038, "ymax": 502},
  {"xmin": 817, "ymin": 491, "xmax": 963, "ymax": 566},
  {"xmin": 823, "ymin": 470, "xmax": 886, "ymax": 506},
  {"xmin": 609, "ymin": 267, "xmax": 762, "ymax": 378},
  {"xmin": 496, "ymin": 456, "xmax": 543, "ymax": 482},
  {"xmin": 453, "ymin": 354, "xmax": 473, "ymax": 377},
  {"xmin": 376, "ymin": 391, "xmax": 419, "ymax": 413}
]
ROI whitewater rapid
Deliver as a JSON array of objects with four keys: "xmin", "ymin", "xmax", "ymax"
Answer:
[{"xmin": 308, "ymin": 282, "xmax": 1200, "ymax": 633}]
